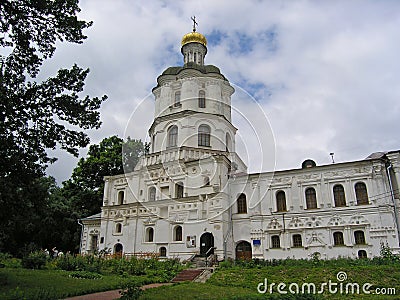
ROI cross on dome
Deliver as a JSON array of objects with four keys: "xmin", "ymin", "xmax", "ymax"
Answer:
[{"xmin": 191, "ymin": 16, "xmax": 198, "ymax": 32}]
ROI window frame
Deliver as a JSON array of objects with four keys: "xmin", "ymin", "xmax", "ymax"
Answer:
[
  {"xmin": 149, "ymin": 187, "xmax": 156, "ymax": 202},
  {"xmin": 146, "ymin": 227, "xmax": 154, "ymax": 242},
  {"xmin": 174, "ymin": 91, "xmax": 181, "ymax": 107},
  {"xmin": 237, "ymin": 193, "xmax": 247, "ymax": 214},
  {"xmin": 333, "ymin": 184, "xmax": 346, "ymax": 207},
  {"xmin": 115, "ymin": 223, "xmax": 122, "ymax": 234},
  {"xmin": 355, "ymin": 182, "xmax": 369, "ymax": 205},
  {"xmin": 175, "ymin": 182, "xmax": 184, "ymax": 198},
  {"xmin": 271, "ymin": 235, "xmax": 281, "ymax": 249},
  {"xmin": 333, "ymin": 231, "xmax": 344, "ymax": 246},
  {"xmin": 159, "ymin": 247, "xmax": 167, "ymax": 257},
  {"xmin": 117, "ymin": 190, "xmax": 124, "ymax": 205},
  {"xmin": 354, "ymin": 230, "xmax": 366, "ymax": 245},
  {"xmin": 167, "ymin": 125, "xmax": 178, "ymax": 148},
  {"xmin": 276, "ymin": 190, "xmax": 287, "ymax": 212},
  {"xmin": 174, "ymin": 225, "xmax": 183, "ymax": 241},
  {"xmin": 358, "ymin": 250, "xmax": 367, "ymax": 259},
  {"xmin": 198, "ymin": 90, "xmax": 206, "ymax": 108},
  {"xmin": 305, "ymin": 187, "xmax": 317, "ymax": 209},
  {"xmin": 198, "ymin": 124, "xmax": 211, "ymax": 147},
  {"xmin": 292, "ymin": 234, "xmax": 303, "ymax": 247}
]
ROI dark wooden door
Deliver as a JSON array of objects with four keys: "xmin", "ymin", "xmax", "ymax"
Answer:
[
  {"xmin": 236, "ymin": 241, "xmax": 252, "ymax": 260},
  {"xmin": 200, "ymin": 232, "xmax": 214, "ymax": 256}
]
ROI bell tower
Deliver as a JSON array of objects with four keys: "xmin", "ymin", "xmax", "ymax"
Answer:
[{"xmin": 144, "ymin": 17, "xmax": 246, "ymax": 177}]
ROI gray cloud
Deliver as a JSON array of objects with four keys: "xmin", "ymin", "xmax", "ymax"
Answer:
[{"xmin": 44, "ymin": 0, "xmax": 400, "ymax": 184}]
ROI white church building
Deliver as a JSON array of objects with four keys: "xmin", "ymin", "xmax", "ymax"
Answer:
[{"xmin": 80, "ymin": 26, "xmax": 400, "ymax": 261}]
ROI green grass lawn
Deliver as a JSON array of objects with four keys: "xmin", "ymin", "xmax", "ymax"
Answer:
[
  {"xmin": 141, "ymin": 264, "xmax": 400, "ymax": 300},
  {"xmin": 0, "ymin": 268, "xmax": 130, "ymax": 299},
  {"xmin": 1, "ymin": 257, "xmax": 400, "ymax": 300}
]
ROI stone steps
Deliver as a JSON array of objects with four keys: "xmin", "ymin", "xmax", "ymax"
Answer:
[{"xmin": 171, "ymin": 269, "xmax": 204, "ymax": 283}]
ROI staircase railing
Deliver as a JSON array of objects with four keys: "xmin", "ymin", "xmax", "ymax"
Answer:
[{"xmin": 205, "ymin": 247, "xmax": 216, "ymax": 267}]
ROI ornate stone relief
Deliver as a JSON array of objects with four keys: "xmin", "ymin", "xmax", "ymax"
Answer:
[
  {"xmin": 289, "ymin": 217, "xmax": 304, "ymax": 228},
  {"xmin": 327, "ymin": 215, "xmax": 345, "ymax": 226},
  {"xmin": 266, "ymin": 217, "xmax": 283, "ymax": 230},
  {"xmin": 305, "ymin": 216, "xmax": 322, "ymax": 228},
  {"xmin": 305, "ymin": 232, "xmax": 326, "ymax": 247}
]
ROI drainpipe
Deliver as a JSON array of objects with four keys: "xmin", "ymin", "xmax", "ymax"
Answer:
[
  {"xmin": 77, "ymin": 219, "xmax": 84, "ymax": 254},
  {"xmin": 223, "ymin": 174, "xmax": 233, "ymax": 261},
  {"xmin": 387, "ymin": 163, "xmax": 400, "ymax": 246},
  {"xmin": 133, "ymin": 204, "xmax": 139, "ymax": 255}
]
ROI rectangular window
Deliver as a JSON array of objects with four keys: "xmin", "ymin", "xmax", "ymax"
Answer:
[
  {"xmin": 271, "ymin": 236, "xmax": 280, "ymax": 248},
  {"xmin": 198, "ymin": 133, "xmax": 209, "ymax": 146},
  {"xmin": 176, "ymin": 183, "xmax": 184, "ymax": 198},
  {"xmin": 198, "ymin": 91, "xmax": 206, "ymax": 108},
  {"xmin": 90, "ymin": 235, "xmax": 98, "ymax": 252},
  {"xmin": 174, "ymin": 91, "xmax": 181, "ymax": 107},
  {"xmin": 292, "ymin": 234, "xmax": 302, "ymax": 247}
]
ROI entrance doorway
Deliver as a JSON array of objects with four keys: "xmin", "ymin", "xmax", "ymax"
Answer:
[
  {"xmin": 114, "ymin": 243, "xmax": 123, "ymax": 257},
  {"xmin": 200, "ymin": 232, "xmax": 214, "ymax": 256},
  {"xmin": 236, "ymin": 241, "xmax": 252, "ymax": 260}
]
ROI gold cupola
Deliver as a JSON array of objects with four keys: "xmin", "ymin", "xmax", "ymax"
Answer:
[
  {"xmin": 181, "ymin": 17, "xmax": 207, "ymax": 66},
  {"xmin": 181, "ymin": 31, "xmax": 207, "ymax": 47}
]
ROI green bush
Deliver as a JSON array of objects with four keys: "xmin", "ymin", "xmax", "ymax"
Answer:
[
  {"xmin": 0, "ymin": 253, "xmax": 21, "ymax": 269},
  {"xmin": 55, "ymin": 254, "xmax": 103, "ymax": 273},
  {"xmin": 52, "ymin": 255, "xmax": 184, "ymax": 281},
  {"xmin": 0, "ymin": 273, "xmax": 8, "ymax": 286},
  {"xmin": 22, "ymin": 251, "xmax": 48, "ymax": 269},
  {"xmin": 119, "ymin": 282, "xmax": 142, "ymax": 300}
]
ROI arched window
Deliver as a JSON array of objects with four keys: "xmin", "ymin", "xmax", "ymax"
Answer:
[
  {"xmin": 167, "ymin": 125, "xmax": 178, "ymax": 148},
  {"xmin": 333, "ymin": 184, "xmax": 346, "ymax": 207},
  {"xmin": 358, "ymin": 250, "xmax": 367, "ymax": 259},
  {"xmin": 146, "ymin": 227, "xmax": 154, "ymax": 242},
  {"xmin": 292, "ymin": 234, "xmax": 302, "ymax": 247},
  {"xmin": 237, "ymin": 193, "xmax": 247, "ymax": 214},
  {"xmin": 354, "ymin": 230, "xmax": 366, "ymax": 245},
  {"xmin": 117, "ymin": 191, "xmax": 124, "ymax": 205},
  {"xmin": 305, "ymin": 187, "xmax": 317, "ymax": 209},
  {"xmin": 174, "ymin": 91, "xmax": 181, "ymax": 107},
  {"xmin": 159, "ymin": 247, "xmax": 167, "ymax": 257},
  {"xmin": 151, "ymin": 135, "xmax": 155, "ymax": 153},
  {"xmin": 149, "ymin": 187, "xmax": 156, "ymax": 201},
  {"xmin": 333, "ymin": 232, "xmax": 344, "ymax": 246},
  {"xmin": 174, "ymin": 225, "xmax": 182, "ymax": 241},
  {"xmin": 225, "ymin": 133, "xmax": 232, "ymax": 152},
  {"xmin": 198, "ymin": 90, "xmax": 206, "ymax": 108},
  {"xmin": 271, "ymin": 235, "xmax": 280, "ymax": 248},
  {"xmin": 115, "ymin": 223, "xmax": 122, "ymax": 234},
  {"xmin": 175, "ymin": 182, "xmax": 184, "ymax": 198},
  {"xmin": 355, "ymin": 182, "xmax": 369, "ymax": 205},
  {"xmin": 276, "ymin": 191, "xmax": 287, "ymax": 212},
  {"xmin": 198, "ymin": 124, "xmax": 211, "ymax": 147}
]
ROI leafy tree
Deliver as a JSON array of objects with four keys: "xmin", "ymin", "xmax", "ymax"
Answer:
[
  {"xmin": 65, "ymin": 136, "xmax": 144, "ymax": 217},
  {"xmin": 0, "ymin": 0, "xmax": 107, "ymax": 254}
]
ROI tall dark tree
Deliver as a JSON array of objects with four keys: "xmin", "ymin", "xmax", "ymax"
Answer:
[{"xmin": 0, "ymin": 0, "xmax": 107, "ymax": 254}]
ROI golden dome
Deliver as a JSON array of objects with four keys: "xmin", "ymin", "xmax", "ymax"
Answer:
[{"xmin": 181, "ymin": 31, "xmax": 207, "ymax": 47}]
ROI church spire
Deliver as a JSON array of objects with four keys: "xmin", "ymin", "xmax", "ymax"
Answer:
[{"xmin": 181, "ymin": 17, "xmax": 207, "ymax": 66}]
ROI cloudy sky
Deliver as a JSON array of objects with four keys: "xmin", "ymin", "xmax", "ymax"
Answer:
[{"xmin": 44, "ymin": 0, "xmax": 400, "ymax": 185}]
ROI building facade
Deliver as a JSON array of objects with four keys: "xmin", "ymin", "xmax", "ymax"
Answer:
[{"xmin": 80, "ymin": 27, "xmax": 400, "ymax": 261}]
